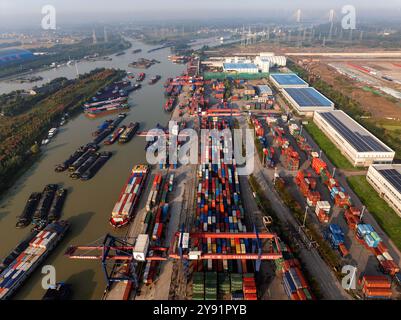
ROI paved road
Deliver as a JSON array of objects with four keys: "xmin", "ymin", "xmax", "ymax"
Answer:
[{"xmin": 239, "ymin": 116, "xmax": 351, "ymax": 300}]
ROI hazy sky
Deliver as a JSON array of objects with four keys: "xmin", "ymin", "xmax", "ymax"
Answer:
[{"xmin": 1, "ymin": 0, "xmax": 401, "ymax": 28}]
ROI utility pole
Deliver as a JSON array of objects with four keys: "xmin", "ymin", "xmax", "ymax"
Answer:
[
  {"xmin": 360, "ymin": 206, "xmax": 366, "ymax": 220},
  {"xmin": 303, "ymin": 206, "xmax": 309, "ymax": 228},
  {"xmin": 332, "ymin": 167, "xmax": 336, "ymax": 178}
]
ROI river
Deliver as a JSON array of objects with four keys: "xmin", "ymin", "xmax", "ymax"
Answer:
[{"xmin": 0, "ymin": 39, "xmax": 187, "ymax": 299}]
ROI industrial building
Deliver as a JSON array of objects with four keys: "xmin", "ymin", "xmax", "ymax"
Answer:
[
  {"xmin": 282, "ymin": 87, "xmax": 334, "ymax": 116},
  {"xmin": 0, "ymin": 48, "xmax": 34, "ymax": 65},
  {"xmin": 367, "ymin": 164, "xmax": 401, "ymax": 217},
  {"xmin": 314, "ymin": 110, "xmax": 395, "ymax": 167},
  {"xmin": 256, "ymin": 85, "xmax": 273, "ymax": 97},
  {"xmin": 269, "ymin": 73, "xmax": 309, "ymax": 89},
  {"xmin": 223, "ymin": 63, "xmax": 259, "ymax": 74}
]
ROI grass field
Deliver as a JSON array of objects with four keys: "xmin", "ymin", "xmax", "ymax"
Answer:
[
  {"xmin": 304, "ymin": 122, "xmax": 356, "ymax": 170},
  {"xmin": 347, "ymin": 176, "xmax": 401, "ymax": 251}
]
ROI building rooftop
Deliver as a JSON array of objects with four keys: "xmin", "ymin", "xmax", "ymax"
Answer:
[
  {"xmin": 371, "ymin": 164, "xmax": 401, "ymax": 193},
  {"xmin": 284, "ymin": 87, "xmax": 333, "ymax": 107},
  {"xmin": 317, "ymin": 110, "xmax": 394, "ymax": 153},
  {"xmin": 270, "ymin": 73, "xmax": 308, "ymax": 86},
  {"xmin": 223, "ymin": 63, "xmax": 258, "ymax": 69}
]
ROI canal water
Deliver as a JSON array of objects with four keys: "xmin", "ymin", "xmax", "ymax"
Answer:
[{"xmin": 0, "ymin": 39, "xmax": 187, "ymax": 299}]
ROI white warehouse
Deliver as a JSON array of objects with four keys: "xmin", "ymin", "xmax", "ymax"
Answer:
[
  {"xmin": 314, "ymin": 110, "xmax": 395, "ymax": 167},
  {"xmin": 367, "ymin": 164, "xmax": 401, "ymax": 217}
]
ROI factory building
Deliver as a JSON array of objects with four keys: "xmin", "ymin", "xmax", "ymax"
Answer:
[
  {"xmin": 269, "ymin": 73, "xmax": 309, "ymax": 89},
  {"xmin": 314, "ymin": 110, "xmax": 395, "ymax": 167},
  {"xmin": 223, "ymin": 63, "xmax": 259, "ymax": 74},
  {"xmin": 367, "ymin": 164, "xmax": 401, "ymax": 217},
  {"xmin": 254, "ymin": 52, "xmax": 286, "ymax": 72},
  {"xmin": 282, "ymin": 87, "xmax": 334, "ymax": 116},
  {"xmin": 256, "ymin": 85, "xmax": 273, "ymax": 97}
]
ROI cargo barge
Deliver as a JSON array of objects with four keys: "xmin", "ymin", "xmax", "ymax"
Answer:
[
  {"xmin": 0, "ymin": 221, "xmax": 70, "ymax": 300},
  {"xmin": 119, "ymin": 122, "xmax": 139, "ymax": 144},
  {"xmin": 148, "ymin": 75, "xmax": 161, "ymax": 85},
  {"xmin": 110, "ymin": 165, "xmax": 149, "ymax": 228},
  {"xmin": 55, "ymin": 143, "xmax": 98, "ymax": 172},
  {"xmin": 32, "ymin": 184, "xmax": 58, "ymax": 230},
  {"xmin": 80, "ymin": 152, "xmax": 112, "ymax": 181},
  {"xmin": 16, "ymin": 193, "xmax": 42, "ymax": 228},
  {"xmin": 42, "ymin": 282, "xmax": 72, "ymax": 300},
  {"xmin": 48, "ymin": 189, "xmax": 67, "ymax": 222}
]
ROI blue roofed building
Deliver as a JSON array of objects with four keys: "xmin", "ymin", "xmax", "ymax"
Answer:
[
  {"xmin": 0, "ymin": 48, "xmax": 35, "ymax": 66},
  {"xmin": 270, "ymin": 73, "xmax": 309, "ymax": 89}
]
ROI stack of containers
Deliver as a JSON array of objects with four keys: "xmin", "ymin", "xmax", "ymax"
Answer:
[
  {"xmin": 289, "ymin": 123, "xmax": 300, "ymax": 136},
  {"xmin": 282, "ymin": 264, "xmax": 313, "ymax": 300},
  {"xmin": 360, "ymin": 275, "xmax": 392, "ymax": 299},
  {"xmin": 356, "ymin": 224, "xmax": 381, "ymax": 249},
  {"xmin": 326, "ymin": 224, "xmax": 349, "ymax": 257},
  {"xmin": 281, "ymin": 147, "xmax": 300, "ymax": 171},
  {"xmin": 192, "ymin": 272, "xmax": 205, "ymax": 300},
  {"xmin": 315, "ymin": 201, "xmax": 331, "ymax": 223},
  {"xmin": 218, "ymin": 273, "xmax": 231, "ymax": 299},
  {"xmin": 243, "ymin": 274, "xmax": 257, "ymax": 300},
  {"xmin": 375, "ymin": 243, "xmax": 400, "ymax": 276},
  {"xmin": 205, "ymin": 272, "xmax": 217, "ymax": 300},
  {"xmin": 343, "ymin": 207, "xmax": 361, "ymax": 230},
  {"xmin": 230, "ymin": 273, "xmax": 243, "ymax": 296}
]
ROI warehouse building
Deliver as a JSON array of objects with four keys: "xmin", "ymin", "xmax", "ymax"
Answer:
[
  {"xmin": 269, "ymin": 73, "xmax": 309, "ymax": 89},
  {"xmin": 256, "ymin": 85, "xmax": 273, "ymax": 97},
  {"xmin": 314, "ymin": 110, "xmax": 395, "ymax": 167},
  {"xmin": 223, "ymin": 63, "xmax": 259, "ymax": 74},
  {"xmin": 367, "ymin": 164, "xmax": 401, "ymax": 217},
  {"xmin": 282, "ymin": 87, "xmax": 334, "ymax": 116},
  {"xmin": 0, "ymin": 48, "xmax": 34, "ymax": 65}
]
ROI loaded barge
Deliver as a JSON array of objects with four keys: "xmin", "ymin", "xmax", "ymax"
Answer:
[
  {"xmin": 110, "ymin": 165, "xmax": 149, "ymax": 228},
  {"xmin": 148, "ymin": 75, "xmax": 161, "ymax": 85},
  {"xmin": 0, "ymin": 221, "xmax": 70, "ymax": 300}
]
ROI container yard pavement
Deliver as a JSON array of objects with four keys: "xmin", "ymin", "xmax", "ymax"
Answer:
[
  {"xmin": 347, "ymin": 176, "xmax": 401, "ymax": 251},
  {"xmin": 238, "ymin": 115, "xmax": 350, "ymax": 300}
]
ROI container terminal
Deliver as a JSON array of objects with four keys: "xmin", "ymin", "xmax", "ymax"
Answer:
[{"xmin": 63, "ymin": 53, "xmax": 401, "ymax": 301}]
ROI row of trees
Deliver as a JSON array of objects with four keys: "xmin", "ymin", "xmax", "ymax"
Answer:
[{"xmin": 0, "ymin": 68, "xmax": 125, "ymax": 196}]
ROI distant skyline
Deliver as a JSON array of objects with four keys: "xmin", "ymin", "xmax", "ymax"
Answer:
[{"xmin": 1, "ymin": 0, "xmax": 401, "ymax": 29}]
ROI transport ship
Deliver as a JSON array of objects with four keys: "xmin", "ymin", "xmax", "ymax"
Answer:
[
  {"xmin": 110, "ymin": 165, "xmax": 149, "ymax": 228},
  {"xmin": 163, "ymin": 97, "xmax": 176, "ymax": 112},
  {"xmin": 0, "ymin": 221, "xmax": 70, "ymax": 300},
  {"xmin": 148, "ymin": 75, "xmax": 161, "ymax": 85},
  {"xmin": 119, "ymin": 122, "xmax": 139, "ymax": 144},
  {"xmin": 132, "ymin": 49, "xmax": 142, "ymax": 54},
  {"xmin": 32, "ymin": 185, "xmax": 58, "ymax": 230},
  {"xmin": 48, "ymin": 189, "xmax": 67, "ymax": 222},
  {"xmin": 80, "ymin": 152, "xmax": 112, "ymax": 181},
  {"xmin": 55, "ymin": 143, "xmax": 98, "ymax": 172},
  {"xmin": 104, "ymin": 125, "xmax": 126, "ymax": 145},
  {"xmin": 16, "ymin": 193, "xmax": 41, "ymax": 229},
  {"xmin": 84, "ymin": 97, "xmax": 127, "ymax": 108},
  {"xmin": 84, "ymin": 103, "xmax": 130, "ymax": 118},
  {"xmin": 70, "ymin": 151, "xmax": 99, "ymax": 180},
  {"xmin": 136, "ymin": 72, "xmax": 145, "ymax": 82},
  {"xmin": 0, "ymin": 232, "xmax": 39, "ymax": 274}
]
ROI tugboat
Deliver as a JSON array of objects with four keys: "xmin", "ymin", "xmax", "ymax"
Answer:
[
  {"xmin": 42, "ymin": 282, "xmax": 72, "ymax": 300},
  {"xmin": 148, "ymin": 75, "xmax": 161, "ymax": 85},
  {"xmin": 137, "ymin": 73, "xmax": 145, "ymax": 82}
]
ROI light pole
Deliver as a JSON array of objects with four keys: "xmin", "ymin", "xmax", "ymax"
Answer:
[
  {"xmin": 303, "ymin": 206, "xmax": 309, "ymax": 228},
  {"xmin": 332, "ymin": 167, "xmax": 336, "ymax": 178},
  {"xmin": 360, "ymin": 205, "xmax": 366, "ymax": 220}
]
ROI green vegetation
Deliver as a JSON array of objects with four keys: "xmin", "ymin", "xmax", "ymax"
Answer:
[
  {"xmin": 0, "ymin": 68, "xmax": 125, "ymax": 197},
  {"xmin": 0, "ymin": 35, "xmax": 130, "ymax": 79},
  {"xmin": 347, "ymin": 176, "xmax": 401, "ymax": 251},
  {"xmin": 288, "ymin": 60, "xmax": 401, "ymax": 160},
  {"xmin": 304, "ymin": 122, "xmax": 355, "ymax": 170}
]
